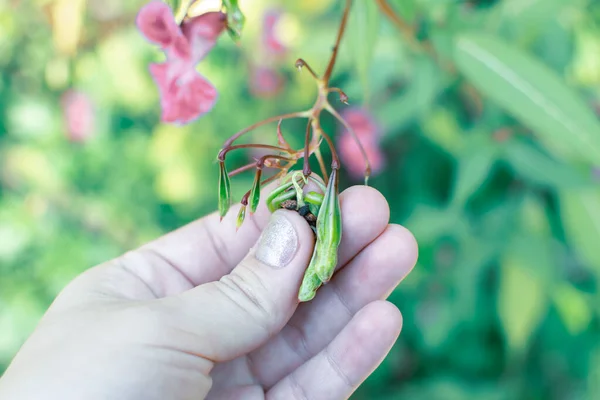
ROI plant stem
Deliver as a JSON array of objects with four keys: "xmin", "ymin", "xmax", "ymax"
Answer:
[
  {"xmin": 295, "ymin": 59, "xmax": 320, "ymax": 81},
  {"xmin": 314, "ymin": 148, "xmax": 329, "ymax": 185},
  {"xmin": 228, "ymin": 162, "xmax": 257, "ymax": 177},
  {"xmin": 319, "ymin": 130, "xmax": 340, "ymax": 170},
  {"xmin": 229, "ymin": 154, "xmax": 293, "ymax": 178},
  {"xmin": 326, "ymin": 104, "xmax": 371, "ymax": 180},
  {"xmin": 322, "ymin": 0, "xmax": 352, "ymax": 84},
  {"xmin": 303, "ymin": 119, "xmax": 313, "ymax": 176},
  {"xmin": 218, "ymin": 144, "xmax": 290, "ymax": 161},
  {"xmin": 224, "ymin": 111, "xmax": 311, "ymax": 148},
  {"xmin": 257, "ymin": 154, "xmax": 293, "ymax": 169},
  {"xmin": 240, "ymin": 170, "xmax": 286, "ymax": 205},
  {"xmin": 375, "ymin": 0, "xmax": 454, "ymax": 72}
]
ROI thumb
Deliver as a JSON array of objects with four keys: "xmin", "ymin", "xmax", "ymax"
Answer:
[{"xmin": 164, "ymin": 210, "xmax": 315, "ymax": 361}]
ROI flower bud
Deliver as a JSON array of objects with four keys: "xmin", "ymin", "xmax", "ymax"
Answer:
[
  {"xmin": 236, "ymin": 204, "xmax": 247, "ymax": 230},
  {"xmin": 249, "ymin": 170, "xmax": 262, "ymax": 214},
  {"xmin": 218, "ymin": 161, "xmax": 231, "ymax": 219}
]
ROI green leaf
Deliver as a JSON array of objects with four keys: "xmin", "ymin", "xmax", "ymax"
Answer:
[
  {"xmin": 453, "ymin": 34, "xmax": 600, "ymax": 165},
  {"xmin": 502, "ymin": 139, "xmax": 591, "ymax": 188},
  {"xmin": 404, "ymin": 205, "xmax": 462, "ymax": 244},
  {"xmin": 559, "ymin": 187, "xmax": 600, "ymax": 276},
  {"xmin": 378, "ymin": 57, "xmax": 441, "ymax": 136},
  {"xmin": 500, "ymin": 0, "xmax": 572, "ymax": 32},
  {"xmin": 349, "ymin": 0, "xmax": 380, "ymax": 100},
  {"xmin": 552, "ymin": 283, "xmax": 593, "ymax": 335},
  {"xmin": 236, "ymin": 205, "xmax": 246, "ymax": 229},
  {"xmin": 218, "ymin": 162, "xmax": 231, "ymax": 219},
  {"xmin": 498, "ymin": 255, "xmax": 547, "ymax": 352},
  {"xmin": 222, "ymin": 0, "xmax": 245, "ymax": 42},
  {"xmin": 450, "ymin": 137, "xmax": 497, "ymax": 207},
  {"xmin": 249, "ymin": 170, "xmax": 262, "ymax": 214},
  {"xmin": 519, "ymin": 194, "xmax": 551, "ymax": 237}
]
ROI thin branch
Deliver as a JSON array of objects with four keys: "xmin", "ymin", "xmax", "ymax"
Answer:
[
  {"xmin": 257, "ymin": 154, "xmax": 293, "ymax": 169},
  {"xmin": 228, "ymin": 162, "xmax": 257, "ymax": 177},
  {"xmin": 240, "ymin": 170, "xmax": 286, "ymax": 205},
  {"xmin": 325, "ymin": 104, "xmax": 371, "ymax": 180},
  {"xmin": 323, "ymin": 0, "xmax": 352, "ymax": 84},
  {"xmin": 228, "ymin": 155, "xmax": 293, "ymax": 178},
  {"xmin": 328, "ymin": 87, "xmax": 349, "ymax": 104},
  {"xmin": 319, "ymin": 129, "xmax": 340, "ymax": 169},
  {"xmin": 314, "ymin": 148, "xmax": 329, "ymax": 186},
  {"xmin": 303, "ymin": 118, "xmax": 313, "ymax": 176},
  {"xmin": 218, "ymin": 144, "xmax": 291, "ymax": 161},
  {"xmin": 295, "ymin": 59, "xmax": 320, "ymax": 81},
  {"xmin": 375, "ymin": 0, "xmax": 417, "ymax": 49},
  {"xmin": 224, "ymin": 110, "xmax": 311, "ymax": 148},
  {"xmin": 375, "ymin": 0, "xmax": 454, "ymax": 73}
]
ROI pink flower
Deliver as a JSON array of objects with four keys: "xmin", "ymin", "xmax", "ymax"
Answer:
[
  {"xmin": 262, "ymin": 10, "xmax": 286, "ymax": 55},
  {"xmin": 136, "ymin": 1, "xmax": 226, "ymax": 124},
  {"xmin": 337, "ymin": 107, "xmax": 385, "ymax": 178},
  {"xmin": 249, "ymin": 66, "xmax": 284, "ymax": 98},
  {"xmin": 61, "ymin": 90, "xmax": 95, "ymax": 143}
]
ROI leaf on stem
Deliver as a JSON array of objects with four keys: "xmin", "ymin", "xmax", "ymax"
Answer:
[
  {"xmin": 249, "ymin": 170, "xmax": 262, "ymax": 214},
  {"xmin": 218, "ymin": 161, "xmax": 232, "ymax": 219}
]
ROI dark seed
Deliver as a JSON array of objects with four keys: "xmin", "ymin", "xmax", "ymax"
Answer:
[
  {"xmin": 298, "ymin": 205, "xmax": 311, "ymax": 216},
  {"xmin": 305, "ymin": 213, "xmax": 317, "ymax": 223},
  {"xmin": 281, "ymin": 200, "xmax": 298, "ymax": 210}
]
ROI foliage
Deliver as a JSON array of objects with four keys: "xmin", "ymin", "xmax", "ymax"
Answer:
[{"xmin": 1, "ymin": 0, "xmax": 599, "ymax": 398}]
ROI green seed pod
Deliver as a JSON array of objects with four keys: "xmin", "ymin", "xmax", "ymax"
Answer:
[
  {"xmin": 236, "ymin": 205, "xmax": 247, "ymax": 230},
  {"xmin": 305, "ymin": 191, "xmax": 324, "ymax": 206},
  {"xmin": 314, "ymin": 169, "xmax": 342, "ymax": 283},
  {"xmin": 218, "ymin": 162, "xmax": 232, "ymax": 220},
  {"xmin": 249, "ymin": 170, "xmax": 262, "ymax": 214},
  {"xmin": 298, "ymin": 247, "xmax": 323, "ymax": 302}
]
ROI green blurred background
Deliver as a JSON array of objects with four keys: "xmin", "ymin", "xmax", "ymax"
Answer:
[{"xmin": 1, "ymin": 0, "xmax": 600, "ymax": 398}]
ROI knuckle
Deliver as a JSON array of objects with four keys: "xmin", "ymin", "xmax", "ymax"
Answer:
[
  {"xmin": 325, "ymin": 346, "xmax": 354, "ymax": 390},
  {"xmin": 216, "ymin": 268, "xmax": 277, "ymax": 334}
]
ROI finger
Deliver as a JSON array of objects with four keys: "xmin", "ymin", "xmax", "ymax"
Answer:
[
  {"xmin": 267, "ymin": 301, "xmax": 402, "ymax": 400},
  {"xmin": 247, "ymin": 224, "xmax": 417, "ymax": 387},
  {"xmin": 157, "ymin": 210, "xmax": 316, "ymax": 361},
  {"xmin": 206, "ymin": 385, "xmax": 264, "ymax": 400},
  {"xmin": 335, "ymin": 186, "xmax": 390, "ymax": 268}
]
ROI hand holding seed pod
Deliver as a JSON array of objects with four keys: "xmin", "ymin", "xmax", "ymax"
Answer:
[{"xmin": 216, "ymin": 0, "xmax": 368, "ymax": 302}]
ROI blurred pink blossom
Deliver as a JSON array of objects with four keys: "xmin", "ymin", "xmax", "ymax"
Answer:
[
  {"xmin": 248, "ymin": 9, "xmax": 288, "ymax": 98},
  {"xmin": 262, "ymin": 10, "xmax": 286, "ymax": 55},
  {"xmin": 137, "ymin": 1, "xmax": 226, "ymax": 124},
  {"xmin": 249, "ymin": 66, "xmax": 284, "ymax": 98},
  {"xmin": 337, "ymin": 107, "xmax": 385, "ymax": 178},
  {"xmin": 61, "ymin": 90, "xmax": 95, "ymax": 143}
]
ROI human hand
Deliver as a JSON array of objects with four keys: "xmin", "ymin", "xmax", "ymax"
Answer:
[{"xmin": 0, "ymin": 185, "xmax": 417, "ymax": 400}]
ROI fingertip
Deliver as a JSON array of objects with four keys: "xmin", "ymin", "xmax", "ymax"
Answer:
[
  {"xmin": 340, "ymin": 185, "xmax": 390, "ymax": 224},
  {"xmin": 384, "ymin": 224, "xmax": 419, "ymax": 274},
  {"xmin": 336, "ymin": 186, "xmax": 391, "ymax": 267},
  {"xmin": 358, "ymin": 300, "xmax": 403, "ymax": 337}
]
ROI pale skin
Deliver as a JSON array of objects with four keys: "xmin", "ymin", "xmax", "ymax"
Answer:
[{"xmin": 0, "ymin": 185, "xmax": 418, "ymax": 400}]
